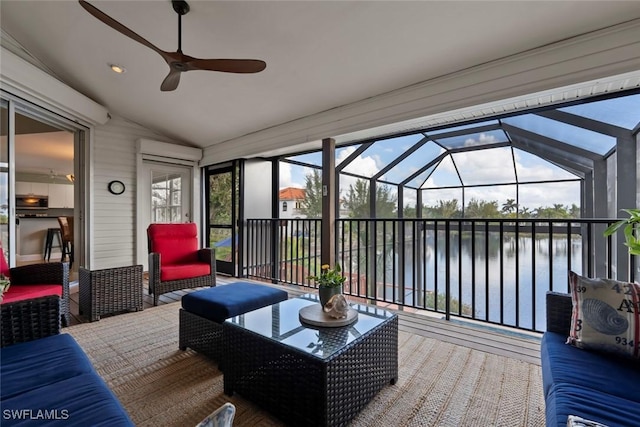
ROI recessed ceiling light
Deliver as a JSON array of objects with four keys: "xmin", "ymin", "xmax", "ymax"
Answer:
[{"xmin": 109, "ymin": 64, "xmax": 126, "ymax": 74}]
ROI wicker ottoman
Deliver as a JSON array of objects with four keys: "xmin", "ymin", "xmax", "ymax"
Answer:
[
  {"xmin": 79, "ymin": 265, "xmax": 144, "ymax": 322},
  {"xmin": 179, "ymin": 282, "xmax": 288, "ymax": 362}
]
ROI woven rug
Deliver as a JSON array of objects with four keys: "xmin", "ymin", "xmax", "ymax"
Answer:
[{"xmin": 65, "ymin": 302, "xmax": 545, "ymax": 427}]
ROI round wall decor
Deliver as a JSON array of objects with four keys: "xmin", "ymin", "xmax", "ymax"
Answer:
[{"xmin": 108, "ymin": 180, "xmax": 125, "ymax": 195}]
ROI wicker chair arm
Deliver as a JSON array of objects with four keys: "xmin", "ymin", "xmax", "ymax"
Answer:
[
  {"xmin": 198, "ymin": 248, "xmax": 217, "ymax": 283},
  {"xmin": 9, "ymin": 262, "xmax": 69, "ymax": 286},
  {"xmin": 148, "ymin": 252, "xmax": 161, "ymax": 291},
  {"xmin": 545, "ymin": 291, "xmax": 573, "ymax": 335}
]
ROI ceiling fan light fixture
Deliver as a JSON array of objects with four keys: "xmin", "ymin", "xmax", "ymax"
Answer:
[
  {"xmin": 80, "ymin": 0, "xmax": 265, "ymax": 92},
  {"xmin": 109, "ymin": 64, "xmax": 126, "ymax": 74}
]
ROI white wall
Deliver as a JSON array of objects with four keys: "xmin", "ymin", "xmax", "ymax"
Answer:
[{"xmin": 91, "ymin": 115, "xmax": 176, "ymax": 269}]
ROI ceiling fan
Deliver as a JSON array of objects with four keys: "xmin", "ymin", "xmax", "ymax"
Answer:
[{"xmin": 78, "ymin": 0, "xmax": 266, "ymax": 92}]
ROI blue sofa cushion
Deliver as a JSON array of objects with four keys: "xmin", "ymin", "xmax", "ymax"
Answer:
[
  {"xmin": 541, "ymin": 332, "xmax": 640, "ymax": 400},
  {"xmin": 0, "ymin": 334, "xmax": 95, "ymax": 400},
  {"xmin": 545, "ymin": 382, "xmax": 640, "ymax": 427},
  {"xmin": 1, "ymin": 373, "xmax": 133, "ymax": 426},
  {"xmin": 181, "ymin": 282, "xmax": 288, "ymax": 323},
  {"xmin": 0, "ymin": 334, "xmax": 133, "ymax": 426}
]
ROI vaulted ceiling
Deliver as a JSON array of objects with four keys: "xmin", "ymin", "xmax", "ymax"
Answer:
[{"xmin": 2, "ymin": 1, "xmax": 640, "ymax": 157}]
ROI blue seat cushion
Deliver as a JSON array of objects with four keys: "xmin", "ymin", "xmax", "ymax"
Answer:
[
  {"xmin": 541, "ymin": 332, "xmax": 640, "ymax": 400},
  {"xmin": 0, "ymin": 334, "xmax": 133, "ymax": 426},
  {"xmin": 1, "ymin": 373, "xmax": 134, "ymax": 426},
  {"xmin": 0, "ymin": 334, "xmax": 95, "ymax": 400},
  {"xmin": 545, "ymin": 382, "xmax": 640, "ymax": 427},
  {"xmin": 181, "ymin": 282, "xmax": 288, "ymax": 323}
]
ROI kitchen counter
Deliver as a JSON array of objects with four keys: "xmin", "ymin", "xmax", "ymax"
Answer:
[
  {"xmin": 18, "ymin": 217, "xmax": 60, "ymax": 259},
  {"xmin": 14, "ymin": 206, "xmax": 73, "ymax": 262}
]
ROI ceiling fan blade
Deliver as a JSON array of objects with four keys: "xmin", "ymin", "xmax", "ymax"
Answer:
[
  {"xmin": 79, "ymin": 0, "xmax": 169, "ymax": 60},
  {"xmin": 187, "ymin": 58, "xmax": 266, "ymax": 74},
  {"xmin": 160, "ymin": 69, "xmax": 182, "ymax": 92}
]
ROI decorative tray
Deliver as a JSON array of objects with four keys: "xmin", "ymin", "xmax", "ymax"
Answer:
[{"xmin": 299, "ymin": 304, "xmax": 358, "ymax": 327}]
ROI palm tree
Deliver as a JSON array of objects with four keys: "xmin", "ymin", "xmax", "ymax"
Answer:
[{"xmin": 501, "ymin": 199, "xmax": 517, "ymax": 215}]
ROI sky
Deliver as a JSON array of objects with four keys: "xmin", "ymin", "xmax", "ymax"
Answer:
[
  {"xmin": 280, "ymin": 133, "xmax": 582, "ymax": 211},
  {"xmin": 280, "ymin": 94, "xmax": 640, "ymax": 209},
  {"xmin": 279, "ymin": 94, "xmax": 640, "ymax": 212}
]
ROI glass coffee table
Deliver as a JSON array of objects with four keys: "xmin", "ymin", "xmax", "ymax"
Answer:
[{"xmin": 222, "ymin": 294, "xmax": 398, "ymax": 427}]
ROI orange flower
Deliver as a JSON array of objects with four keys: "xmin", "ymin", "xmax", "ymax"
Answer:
[{"xmin": 307, "ymin": 263, "xmax": 346, "ymax": 288}]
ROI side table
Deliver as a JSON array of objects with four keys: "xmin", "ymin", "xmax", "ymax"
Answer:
[{"xmin": 79, "ymin": 265, "xmax": 143, "ymax": 321}]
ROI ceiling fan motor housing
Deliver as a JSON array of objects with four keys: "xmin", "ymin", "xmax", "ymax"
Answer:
[{"xmin": 172, "ymin": 1, "xmax": 189, "ymax": 16}]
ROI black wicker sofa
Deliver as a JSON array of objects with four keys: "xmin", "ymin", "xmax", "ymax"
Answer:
[{"xmin": 0, "ymin": 295, "xmax": 133, "ymax": 426}]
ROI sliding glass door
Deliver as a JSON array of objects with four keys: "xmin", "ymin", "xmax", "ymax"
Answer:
[
  {"xmin": 0, "ymin": 100, "xmax": 11, "ymax": 266},
  {"xmin": 1, "ymin": 93, "xmax": 84, "ymax": 270}
]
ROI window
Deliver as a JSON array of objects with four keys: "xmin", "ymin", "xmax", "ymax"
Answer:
[{"xmin": 152, "ymin": 173, "xmax": 182, "ymax": 222}]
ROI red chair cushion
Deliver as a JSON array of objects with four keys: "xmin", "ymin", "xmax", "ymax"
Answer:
[
  {"xmin": 148, "ymin": 223, "xmax": 200, "ymax": 265},
  {"xmin": 160, "ymin": 263, "xmax": 211, "ymax": 282},
  {"xmin": 1, "ymin": 284, "xmax": 62, "ymax": 305}
]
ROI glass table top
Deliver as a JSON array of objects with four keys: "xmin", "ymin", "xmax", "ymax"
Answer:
[{"xmin": 224, "ymin": 294, "xmax": 396, "ymax": 360}]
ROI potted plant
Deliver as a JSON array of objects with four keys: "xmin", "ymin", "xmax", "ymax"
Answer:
[
  {"xmin": 604, "ymin": 208, "xmax": 640, "ymax": 255},
  {"xmin": 308, "ymin": 263, "xmax": 346, "ymax": 306}
]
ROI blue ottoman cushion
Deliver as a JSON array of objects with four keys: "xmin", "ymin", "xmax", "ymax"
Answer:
[{"xmin": 181, "ymin": 282, "xmax": 288, "ymax": 323}]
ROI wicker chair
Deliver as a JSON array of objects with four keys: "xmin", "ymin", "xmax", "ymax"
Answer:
[
  {"xmin": 1, "ymin": 244, "xmax": 70, "ymax": 327},
  {"xmin": 1, "ymin": 295, "xmax": 61, "ymax": 347},
  {"xmin": 147, "ymin": 223, "xmax": 216, "ymax": 306}
]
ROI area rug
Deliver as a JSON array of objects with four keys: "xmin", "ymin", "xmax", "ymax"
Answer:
[{"xmin": 65, "ymin": 303, "xmax": 545, "ymax": 427}]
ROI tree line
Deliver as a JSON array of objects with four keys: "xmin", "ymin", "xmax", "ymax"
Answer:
[{"xmin": 300, "ymin": 170, "xmax": 580, "ymax": 219}]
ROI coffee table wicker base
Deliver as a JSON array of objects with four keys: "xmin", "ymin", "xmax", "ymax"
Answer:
[{"xmin": 223, "ymin": 316, "xmax": 398, "ymax": 427}]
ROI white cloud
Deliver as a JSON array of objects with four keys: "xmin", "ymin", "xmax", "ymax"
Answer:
[
  {"xmin": 338, "ymin": 146, "xmax": 383, "ymax": 183},
  {"xmin": 422, "ymin": 187, "xmax": 463, "ymax": 206},
  {"xmin": 519, "ymin": 182, "xmax": 580, "ymax": 209},
  {"xmin": 451, "ymin": 148, "xmax": 515, "ymax": 184},
  {"xmin": 279, "ymin": 162, "xmax": 292, "ymax": 189},
  {"xmin": 465, "ymin": 186, "xmax": 517, "ymax": 208},
  {"xmin": 513, "ymin": 151, "xmax": 575, "ymax": 182},
  {"xmin": 280, "ymin": 161, "xmax": 310, "ymax": 190},
  {"xmin": 463, "ymin": 132, "xmax": 498, "ymax": 147}
]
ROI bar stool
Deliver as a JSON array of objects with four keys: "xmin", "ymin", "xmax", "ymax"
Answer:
[
  {"xmin": 43, "ymin": 228, "xmax": 62, "ymax": 262},
  {"xmin": 58, "ymin": 216, "xmax": 74, "ymax": 268}
]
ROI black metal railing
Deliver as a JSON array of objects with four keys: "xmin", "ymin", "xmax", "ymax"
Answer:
[{"xmin": 245, "ymin": 217, "xmax": 627, "ymax": 333}]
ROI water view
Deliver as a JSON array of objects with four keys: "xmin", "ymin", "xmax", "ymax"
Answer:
[{"xmin": 341, "ymin": 227, "xmax": 584, "ymax": 332}]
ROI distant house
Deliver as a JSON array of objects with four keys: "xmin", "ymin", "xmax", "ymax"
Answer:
[{"xmin": 279, "ymin": 187, "xmax": 305, "ymax": 219}]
